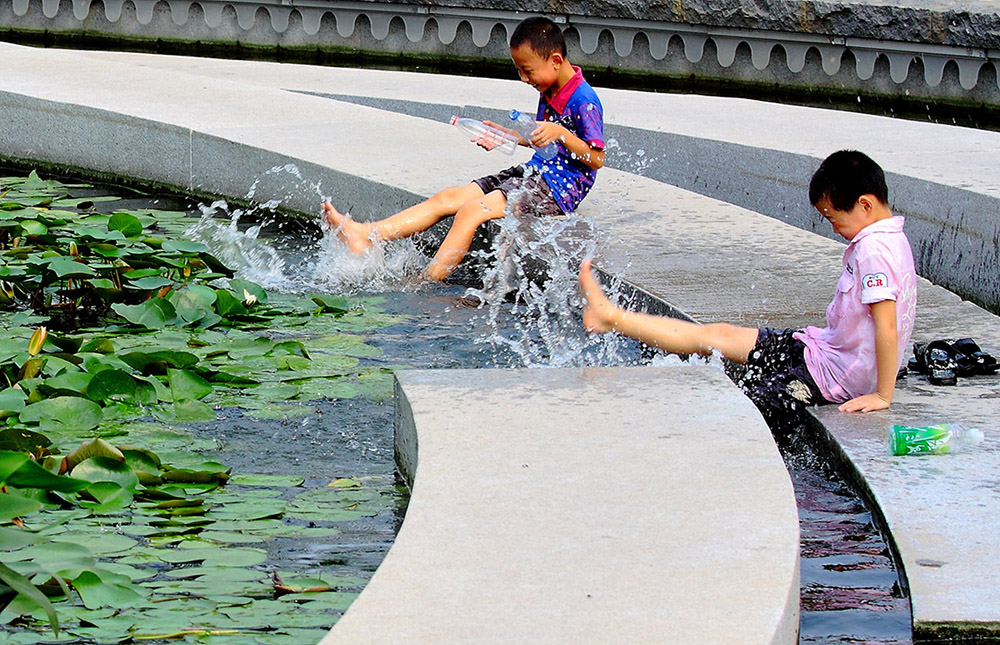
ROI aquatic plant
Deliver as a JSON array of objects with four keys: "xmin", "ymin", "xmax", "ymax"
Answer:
[{"xmin": 0, "ymin": 171, "xmax": 408, "ymax": 643}]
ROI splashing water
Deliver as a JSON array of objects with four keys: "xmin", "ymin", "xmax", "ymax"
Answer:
[
  {"xmin": 466, "ymin": 186, "xmax": 640, "ymax": 368},
  {"xmin": 186, "ymin": 200, "xmax": 290, "ymax": 291},
  {"xmin": 188, "ymin": 163, "xmax": 428, "ymax": 295},
  {"xmin": 190, "ymin": 165, "xmax": 640, "ymax": 366}
]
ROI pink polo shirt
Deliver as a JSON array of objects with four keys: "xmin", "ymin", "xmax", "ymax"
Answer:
[{"xmin": 793, "ymin": 216, "xmax": 917, "ymax": 403}]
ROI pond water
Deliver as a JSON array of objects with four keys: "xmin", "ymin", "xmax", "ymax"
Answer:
[{"xmin": 0, "ymin": 169, "xmax": 911, "ymax": 643}]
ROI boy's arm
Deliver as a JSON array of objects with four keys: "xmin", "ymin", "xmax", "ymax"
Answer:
[
  {"xmin": 531, "ymin": 121, "xmax": 605, "ymax": 169},
  {"xmin": 839, "ymin": 299, "xmax": 898, "ymax": 413}
]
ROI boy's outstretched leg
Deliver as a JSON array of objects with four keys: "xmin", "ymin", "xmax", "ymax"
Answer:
[
  {"xmin": 322, "ymin": 184, "xmax": 486, "ymax": 256},
  {"xmin": 423, "ymin": 190, "xmax": 508, "ymax": 281},
  {"xmin": 579, "ymin": 259, "xmax": 760, "ymax": 363}
]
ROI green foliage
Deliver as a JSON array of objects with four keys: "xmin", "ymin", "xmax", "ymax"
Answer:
[{"xmin": 0, "ymin": 172, "xmax": 412, "ymax": 642}]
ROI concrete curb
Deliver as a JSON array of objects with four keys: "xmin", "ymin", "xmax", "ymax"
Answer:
[{"xmin": 322, "ymin": 367, "xmax": 800, "ymax": 644}]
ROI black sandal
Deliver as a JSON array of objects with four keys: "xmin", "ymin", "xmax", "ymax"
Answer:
[
  {"xmin": 952, "ymin": 338, "xmax": 999, "ymax": 375},
  {"xmin": 910, "ymin": 340, "xmax": 958, "ymax": 385}
]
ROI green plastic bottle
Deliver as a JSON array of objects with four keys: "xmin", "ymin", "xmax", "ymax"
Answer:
[{"xmin": 888, "ymin": 423, "xmax": 984, "ymax": 455}]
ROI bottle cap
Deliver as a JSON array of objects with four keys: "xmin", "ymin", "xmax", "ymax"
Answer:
[{"xmin": 509, "ymin": 109, "xmax": 521, "ymax": 119}]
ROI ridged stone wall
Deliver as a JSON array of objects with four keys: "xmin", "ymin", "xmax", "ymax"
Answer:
[{"xmin": 3, "ymin": 0, "xmax": 1000, "ymax": 107}]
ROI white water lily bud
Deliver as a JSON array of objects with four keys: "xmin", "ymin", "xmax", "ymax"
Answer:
[{"xmin": 243, "ymin": 289, "xmax": 258, "ymax": 307}]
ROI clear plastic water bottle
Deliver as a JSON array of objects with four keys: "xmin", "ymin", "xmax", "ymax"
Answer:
[
  {"xmin": 449, "ymin": 116, "xmax": 518, "ymax": 155},
  {"xmin": 887, "ymin": 423, "xmax": 985, "ymax": 455},
  {"xmin": 508, "ymin": 110, "xmax": 559, "ymax": 160}
]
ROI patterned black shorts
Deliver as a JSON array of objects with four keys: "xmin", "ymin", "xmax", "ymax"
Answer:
[
  {"xmin": 737, "ymin": 328, "xmax": 827, "ymax": 417},
  {"xmin": 473, "ymin": 165, "xmax": 562, "ymax": 218}
]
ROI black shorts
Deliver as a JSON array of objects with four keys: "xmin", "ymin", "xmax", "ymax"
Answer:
[
  {"xmin": 473, "ymin": 165, "xmax": 563, "ymax": 218},
  {"xmin": 736, "ymin": 328, "xmax": 826, "ymax": 416}
]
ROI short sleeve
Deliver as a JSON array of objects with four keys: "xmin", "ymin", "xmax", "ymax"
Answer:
[
  {"xmin": 856, "ymin": 242, "xmax": 899, "ymax": 304},
  {"xmin": 574, "ymin": 102, "xmax": 604, "ymax": 149}
]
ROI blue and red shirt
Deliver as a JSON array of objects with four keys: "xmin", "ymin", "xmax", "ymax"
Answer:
[{"xmin": 525, "ymin": 67, "xmax": 604, "ymax": 213}]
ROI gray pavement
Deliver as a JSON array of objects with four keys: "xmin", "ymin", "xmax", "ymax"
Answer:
[{"xmin": 2, "ymin": 43, "xmax": 1000, "ymax": 641}]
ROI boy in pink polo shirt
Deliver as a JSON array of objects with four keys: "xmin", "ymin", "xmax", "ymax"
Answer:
[
  {"xmin": 579, "ymin": 150, "xmax": 917, "ymax": 417},
  {"xmin": 322, "ymin": 16, "xmax": 605, "ymax": 282}
]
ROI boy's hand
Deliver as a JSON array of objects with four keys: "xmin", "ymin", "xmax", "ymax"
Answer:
[
  {"xmin": 838, "ymin": 392, "xmax": 890, "ymax": 413},
  {"xmin": 530, "ymin": 121, "xmax": 568, "ymax": 147}
]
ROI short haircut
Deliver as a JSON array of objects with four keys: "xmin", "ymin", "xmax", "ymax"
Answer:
[
  {"xmin": 510, "ymin": 16, "xmax": 566, "ymax": 58},
  {"xmin": 809, "ymin": 150, "xmax": 889, "ymax": 211}
]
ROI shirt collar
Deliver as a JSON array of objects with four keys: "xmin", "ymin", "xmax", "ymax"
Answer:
[
  {"xmin": 544, "ymin": 66, "xmax": 584, "ymax": 115},
  {"xmin": 846, "ymin": 215, "xmax": 905, "ymax": 257},
  {"xmin": 852, "ymin": 215, "xmax": 904, "ymax": 243}
]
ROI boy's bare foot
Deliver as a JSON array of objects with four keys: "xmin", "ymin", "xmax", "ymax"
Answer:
[
  {"xmin": 322, "ymin": 201, "xmax": 374, "ymax": 254},
  {"xmin": 579, "ymin": 258, "xmax": 617, "ymax": 334}
]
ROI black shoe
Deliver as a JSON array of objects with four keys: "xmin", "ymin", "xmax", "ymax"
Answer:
[
  {"xmin": 952, "ymin": 338, "xmax": 999, "ymax": 375},
  {"xmin": 926, "ymin": 345, "xmax": 958, "ymax": 385}
]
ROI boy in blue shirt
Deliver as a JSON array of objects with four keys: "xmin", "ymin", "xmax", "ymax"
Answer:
[{"xmin": 323, "ymin": 16, "xmax": 605, "ymax": 282}]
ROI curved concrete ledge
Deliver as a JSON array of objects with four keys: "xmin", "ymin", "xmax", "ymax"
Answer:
[
  {"xmin": 322, "ymin": 367, "xmax": 800, "ymax": 643},
  {"xmin": 3, "ymin": 44, "xmax": 1000, "ymax": 641},
  {"xmin": 2, "ymin": 0, "xmax": 999, "ymax": 106}
]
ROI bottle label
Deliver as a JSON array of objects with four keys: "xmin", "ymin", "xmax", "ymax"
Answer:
[{"xmin": 888, "ymin": 424, "xmax": 952, "ymax": 455}]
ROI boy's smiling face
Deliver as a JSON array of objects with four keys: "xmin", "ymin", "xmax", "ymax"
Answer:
[{"xmin": 510, "ymin": 43, "xmax": 561, "ymax": 94}]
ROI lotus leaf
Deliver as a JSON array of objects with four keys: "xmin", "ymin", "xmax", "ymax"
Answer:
[
  {"xmin": 154, "ymin": 399, "xmax": 216, "ymax": 423},
  {"xmin": 107, "ymin": 213, "xmax": 143, "ymax": 238},
  {"xmin": 166, "ymin": 368, "xmax": 213, "ymax": 402},
  {"xmin": 80, "ymin": 481, "xmax": 134, "ymax": 510},
  {"xmin": 229, "ymin": 473, "xmax": 304, "ymax": 487},
  {"xmin": 0, "ymin": 491, "xmax": 43, "ymax": 521},
  {"xmin": 160, "ymin": 239, "xmax": 210, "ymax": 254},
  {"xmin": 19, "ymin": 219, "xmax": 48, "ymax": 236},
  {"xmin": 118, "ymin": 349, "xmax": 198, "ymax": 374},
  {"xmin": 72, "ymin": 570, "xmax": 147, "ymax": 610},
  {"xmin": 41, "ymin": 371, "xmax": 93, "ymax": 397},
  {"xmin": 19, "ymin": 396, "xmax": 103, "ymax": 431},
  {"xmin": 63, "ymin": 438, "xmax": 125, "ymax": 472},
  {"xmin": 123, "ymin": 275, "xmax": 173, "ymax": 291},
  {"xmin": 169, "ymin": 284, "xmax": 217, "ymax": 323},
  {"xmin": 229, "ymin": 278, "xmax": 267, "ymax": 304},
  {"xmin": 45, "ymin": 257, "xmax": 97, "ymax": 279},
  {"xmin": 1, "ymin": 457, "xmax": 89, "ymax": 493},
  {"xmin": 111, "ymin": 299, "xmax": 177, "ymax": 329},
  {"xmin": 310, "ymin": 294, "xmax": 350, "ymax": 314},
  {"xmin": 85, "ymin": 369, "xmax": 138, "ymax": 403},
  {"xmin": 71, "ymin": 456, "xmax": 139, "ymax": 492}
]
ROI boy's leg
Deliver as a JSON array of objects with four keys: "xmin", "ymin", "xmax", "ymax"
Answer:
[
  {"xmin": 579, "ymin": 259, "xmax": 759, "ymax": 363},
  {"xmin": 423, "ymin": 190, "xmax": 508, "ymax": 282},
  {"xmin": 323, "ymin": 183, "xmax": 486, "ymax": 254}
]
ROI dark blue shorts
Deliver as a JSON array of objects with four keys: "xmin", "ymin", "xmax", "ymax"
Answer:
[
  {"xmin": 473, "ymin": 165, "xmax": 562, "ymax": 218},
  {"xmin": 737, "ymin": 328, "xmax": 826, "ymax": 416}
]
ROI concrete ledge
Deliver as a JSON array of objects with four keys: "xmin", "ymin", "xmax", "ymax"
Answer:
[{"xmin": 323, "ymin": 367, "xmax": 800, "ymax": 643}]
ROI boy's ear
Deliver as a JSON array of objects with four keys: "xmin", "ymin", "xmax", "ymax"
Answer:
[{"xmin": 549, "ymin": 51, "xmax": 565, "ymax": 67}]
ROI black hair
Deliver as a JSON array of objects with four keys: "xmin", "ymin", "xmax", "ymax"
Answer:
[
  {"xmin": 809, "ymin": 150, "xmax": 889, "ymax": 211},
  {"xmin": 510, "ymin": 16, "xmax": 567, "ymax": 58}
]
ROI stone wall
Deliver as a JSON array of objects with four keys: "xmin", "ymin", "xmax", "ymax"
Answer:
[{"xmin": 3, "ymin": 0, "xmax": 999, "ymax": 110}]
